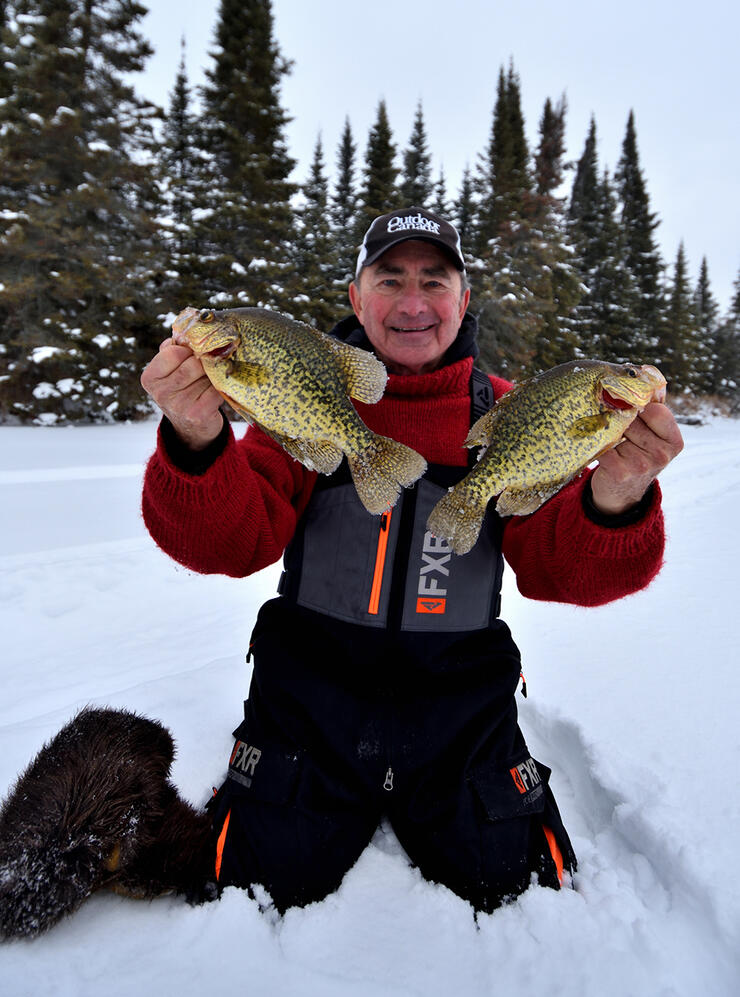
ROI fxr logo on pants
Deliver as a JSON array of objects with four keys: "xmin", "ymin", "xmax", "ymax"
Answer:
[
  {"xmin": 510, "ymin": 757, "xmax": 541, "ymax": 795},
  {"xmin": 416, "ymin": 531, "xmax": 451, "ymax": 614},
  {"xmin": 228, "ymin": 740, "xmax": 262, "ymax": 788}
]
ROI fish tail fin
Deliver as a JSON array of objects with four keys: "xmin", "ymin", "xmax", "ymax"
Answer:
[
  {"xmin": 427, "ymin": 481, "xmax": 490, "ymax": 556},
  {"xmin": 347, "ymin": 434, "xmax": 427, "ymax": 515}
]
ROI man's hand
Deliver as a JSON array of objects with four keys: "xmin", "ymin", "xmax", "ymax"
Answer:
[
  {"xmin": 590, "ymin": 403, "xmax": 684, "ymax": 516},
  {"xmin": 140, "ymin": 339, "xmax": 224, "ymax": 451}
]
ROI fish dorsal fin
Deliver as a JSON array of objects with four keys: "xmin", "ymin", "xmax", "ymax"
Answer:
[
  {"xmin": 464, "ymin": 384, "xmax": 522, "ymax": 448},
  {"xmin": 327, "ymin": 339, "xmax": 388, "ymax": 404}
]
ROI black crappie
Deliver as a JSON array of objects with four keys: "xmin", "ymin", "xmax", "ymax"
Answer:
[
  {"xmin": 172, "ymin": 306, "xmax": 426, "ymax": 515},
  {"xmin": 427, "ymin": 359, "xmax": 667, "ymax": 554}
]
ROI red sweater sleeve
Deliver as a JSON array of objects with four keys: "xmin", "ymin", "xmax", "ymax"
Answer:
[
  {"xmin": 141, "ymin": 421, "xmax": 316, "ymax": 577},
  {"xmin": 501, "ymin": 470, "xmax": 665, "ymax": 606}
]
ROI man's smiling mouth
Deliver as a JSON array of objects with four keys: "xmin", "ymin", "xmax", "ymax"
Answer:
[{"xmin": 390, "ymin": 323, "xmax": 436, "ymax": 333}]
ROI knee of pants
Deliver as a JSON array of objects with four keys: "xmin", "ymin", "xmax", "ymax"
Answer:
[
  {"xmin": 394, "ymin": 756, "xmax": 576, "ymax": 912},
  {"xmin": 209, "ymin": 774, "xmax": 377, "ymax": 912}
]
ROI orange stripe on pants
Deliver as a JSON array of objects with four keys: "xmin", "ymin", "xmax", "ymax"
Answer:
[
  {"xmin": 215, "ymin": 808, "xmax": 232, "ymax": 882},
  {"xmin": 543, "ymin": 825, "xmax": 564, "ymax": 885}
]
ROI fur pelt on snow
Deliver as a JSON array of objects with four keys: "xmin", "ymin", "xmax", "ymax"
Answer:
[{"xmin": 0, "ymin": 707, "xmax": 213, "ymax": 939}]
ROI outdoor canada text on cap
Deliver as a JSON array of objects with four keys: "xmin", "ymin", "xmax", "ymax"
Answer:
[{"xmin": 355, "ymin": 207, "xmax": 466, "ymax": 277}]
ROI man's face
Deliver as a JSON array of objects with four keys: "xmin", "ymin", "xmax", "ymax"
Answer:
[{"xmin": 348, "ymin": 241, "xmax": 470, "ymax": 376}]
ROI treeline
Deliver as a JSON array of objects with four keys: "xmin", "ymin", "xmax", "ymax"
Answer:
[{"xmin": 1, "ymin": 0, "xmax": 738, "ymax": 425}]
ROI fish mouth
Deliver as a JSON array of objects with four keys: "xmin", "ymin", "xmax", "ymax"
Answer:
[
  {"xmin": 204, "ymin": 341, "xmax": 238, "ymax": 359},
  {"xmin": 171, "ymin": 307, "xmax": 201, "ymax": 343},
  {"xmin": 601, "ymin": 388, "xmax": 637, "ymax": 412},
  {"xmin": 600, "ymin": 364, "xmax": 667, "ymax": 411},
  {"xmin": 171, "ymin": 307, "xmax": 238, "ymax": 358}
]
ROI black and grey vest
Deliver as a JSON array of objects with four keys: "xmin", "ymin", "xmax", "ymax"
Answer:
[{"xmin": 277, "ymin": 369, "xmax": 504, "ymax": 633}]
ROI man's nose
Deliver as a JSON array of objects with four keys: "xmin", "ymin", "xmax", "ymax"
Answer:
[{"xmin": 396, "ymin": 285, "xmax": 426, "ymax": 315}]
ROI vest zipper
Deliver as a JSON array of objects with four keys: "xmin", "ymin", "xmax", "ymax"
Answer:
[{"xmin": 368, "ymin": 508, "xmax": 392, "ymax": 615}]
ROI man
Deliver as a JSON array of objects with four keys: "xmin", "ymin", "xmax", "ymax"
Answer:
[{"xmin": 140, "ymin": 207, "xmax": 683, "ymax": 912}]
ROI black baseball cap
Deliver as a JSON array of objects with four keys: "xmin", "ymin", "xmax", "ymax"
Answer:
[{"xmin": 355, "ymin": 206, "xmax": 466, "ymax": 277}]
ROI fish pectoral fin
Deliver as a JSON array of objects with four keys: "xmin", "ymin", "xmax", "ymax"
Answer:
[
  {"xmin": 567, "ymin": 413, "xmax": 611, "ymax": 438},
  {"xmin": 495, "ymin": 476, "xmax": 573, "ymax": 517},
  {"xmin": 329, "ymin": 340, "xmax": 388, "ymax": 404},
  {"xmin": 222, "ymin": 358, "xmax": 271, "ymax": 389}
]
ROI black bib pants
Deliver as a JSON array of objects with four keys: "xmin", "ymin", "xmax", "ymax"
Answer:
[{"xmin": 208, "ymin": 466, "xmax": 576, "ymax": 913}]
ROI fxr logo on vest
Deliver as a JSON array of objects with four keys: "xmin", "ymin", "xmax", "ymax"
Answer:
[{"xmin": 416, "ymin": 530, "xmax": 451, "ymax": 614}]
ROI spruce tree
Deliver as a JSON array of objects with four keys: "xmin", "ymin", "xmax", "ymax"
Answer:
[
  {"xmin": 158, "ymin": 38, "xmax": 207, "ymax": 313},
  {"xmin": 534, "ymin": 95, "xmax": 567, "ymax": 196},
  {"xmin": 568, "ymin": 121, "xmax": 638, "ymax": 361},
  {"xmin": 529, "ymin": 95, "xmax": 581, "ymax": 371},
  {"xmin": 400, "ymin": 101, "xmax": 433, "ymax": 207},
  {"xmin": 356, "ymin": 99, "xmax": 398, "ymax": 235},
  {"xmin": 453, "ymin": 166, "xmax": 477, "ymax": 258},
  {"xmin": 615, "ymin": 111, "xmax": 664, "ymax": 359},
  {"xmin": 473, "ymin": 66, "xmax": 572, "ymax": 378},
  {"xmin": 475, "ymin": 62, "xmax": 532, "ymax": 252},
  {"xmin": 431, "ymin": 168, "xmax": 449, "ymax": 217},
  {"xmin": 292, "ymin": 135, "xmax": 344, "ymax": 329},
  {"xmin": 0, "ymin": 0, "xmax": 164, "ymax": 424},
  {"xmin": 659, "ymin": 242, "xmax": 699, "ymax": 392},
  {"xmin": 712, "ymin": 269, "xmax": 740, "ymax": 402},
  {"xmin": 692, "ymin": 257, "xmax": 719, "ymax": 393},
  {"xmin": 197, "ymin": 0, "xmax": 296, "ymax": 310},
  {"xmin": 330, "ymin": 117, "xmax": 359, "ymax": 285}
]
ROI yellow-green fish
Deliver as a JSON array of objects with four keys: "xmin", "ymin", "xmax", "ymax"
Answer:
[
  {"xmin": 171, "ymin": 306, "xmax": 427, "ymax": 515},
  {"xmin": 427, "ymin": 359, "xmax": 667, "ymax": 554}
]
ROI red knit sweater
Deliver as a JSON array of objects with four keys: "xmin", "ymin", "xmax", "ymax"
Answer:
[{"xmin": 141, "ymin": 356, "xmax": 665, "ymax": 608}]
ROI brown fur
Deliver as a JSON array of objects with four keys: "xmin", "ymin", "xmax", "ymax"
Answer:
[{"xmin": 0, "ymin": 707, "xmax": 213, "ymax": 939}]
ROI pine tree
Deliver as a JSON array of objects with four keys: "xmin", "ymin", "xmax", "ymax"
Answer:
[
  {"xmin": 292, "ymin": 135, "xmax": 344, "ymax": 329},
  {"xmin": 197, "ymin": 0, "xmax": 296, "ymax": 310},
  {"xmin": 0, "ymin": 0, "xmax": 164, "ymax": 424},
  {"xmin": 534, "ymin": 95, "xmax": 567, "ymax": 196},
  {"xmin": 659, "ymin": 242, "xmax": 700, "ymax": 392},
  {"xmin": 692, "ymin": 257, "xmax": 719, "ymax": 393},
  {"xmin": 529, "ymin": 95, "xmax": 582, "ymax": 371},
  {"xmin": 330, "ymin": 117, "xmax": 359, "ymax": 285},
  {"xmin": 452, "ymin": 166, "xmax": 476, "ymax": 256},
  {"xmin": 615, "ymin": 111, "xmax": 664, "ymax": 359},
  {"xmin": 712, "ymin": 269, "xmax": 740, "ymax": 402},
  {"xmin": 356, "ymin": 99, "xmax": 398, "ymax": 235},
  {"xmin": 475, "ymin": 62, "xmax": 532, "ymax": 253},
  {"xmin": 431, "ymin": 168, "xmax": 449, "ymax": 217},
  {"xmin": 400, "ymin": 101, "xmax": 433, "ymax": 207},
  {"xmin": 473, "ymin": 66, "xmax": 574, "ymax": 378},
  {"xmin": 568, "ymin": 120, "xmax": 638, "ymax": 361},
  {"xmin": 158, "ymin": 38, "xmax": 207, "ymax": 313}
]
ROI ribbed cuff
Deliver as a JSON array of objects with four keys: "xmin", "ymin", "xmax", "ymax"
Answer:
[
  {"xmin": 159, "ymin": 413, "xmax": 231, "ymax": 476},
  {"xmin": 582, "ymin": 479, "xmax": 656, "ymax": 528}
]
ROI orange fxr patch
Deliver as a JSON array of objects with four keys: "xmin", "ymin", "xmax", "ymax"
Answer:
[{"xmin": 416, "ymin": 597, "xmax": 446, "ymax": 614}]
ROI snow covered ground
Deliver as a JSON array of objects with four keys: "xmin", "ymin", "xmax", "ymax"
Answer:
[{"xmin": 1, "ymin": 416, "xmax": 739, "ymax": 996}]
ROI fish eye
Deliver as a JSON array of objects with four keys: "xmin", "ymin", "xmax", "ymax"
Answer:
[
  {"xmin": 627, "ymin": 367, "xmax": 638, "ymax": 377},
  {"xmin": 199, "ymin": 309, "xmax": 215, "ymax": 323}
]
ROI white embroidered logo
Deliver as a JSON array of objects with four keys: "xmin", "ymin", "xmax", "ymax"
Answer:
[{"xmin": 387, "ymin": 213, "xmax": 441, "ymax": 235}]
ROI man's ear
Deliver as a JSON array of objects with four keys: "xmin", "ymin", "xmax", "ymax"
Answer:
[{"xmin": 348, "ymin": 279, "xmax": 363, "ymax": 323}]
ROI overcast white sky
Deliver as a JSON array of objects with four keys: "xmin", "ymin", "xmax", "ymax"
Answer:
[{"xmin": 136, "ymin": 0, "xmax": 739, "ymax": 310}]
